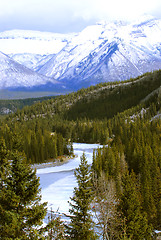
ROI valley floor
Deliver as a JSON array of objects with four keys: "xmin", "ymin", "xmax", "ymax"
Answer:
[{"xmin": 36, "ymin": 143, "xmax": 101, "ymax": 221}]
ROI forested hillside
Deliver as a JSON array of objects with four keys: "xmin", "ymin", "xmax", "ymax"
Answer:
[
  {"xmin": 0, "ymin": 95, "xmax": 54, "ymax": 115},
  {"xmin": 1, "ymin": 70, "xmax": 161, "ymax": 161},
  {"xmin": 1, "ymin": 69, "xmax": 161, "ymax": 238}
]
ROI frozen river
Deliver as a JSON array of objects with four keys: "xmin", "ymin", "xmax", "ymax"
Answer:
[{"xmin": 37, "ymin": 143, "xmax": 101, "ymax": 217}]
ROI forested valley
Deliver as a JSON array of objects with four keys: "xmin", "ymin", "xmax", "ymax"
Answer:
[{"xmin": 1, "ymin": 70, "xmax": 161, "ymax": 239}]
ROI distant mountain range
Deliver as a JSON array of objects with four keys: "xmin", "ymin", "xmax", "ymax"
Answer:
[{"xmin": 0, "ymin": 15, "xmax": 161, "ymax": 94}]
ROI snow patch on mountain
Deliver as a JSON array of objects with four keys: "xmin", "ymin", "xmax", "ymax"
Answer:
[
  {"xmin": 0, "ymin": 29, "xmax": 75, "ymax": 54},
  {"xmin": 36, "ymin": 16, "xmax": 161, "ymax": 88},
  {"xmin": 0, "ymin": 16, "xmax": 161, "ymax": 91},
  {"xmin": 0, "ymin": 51, "xmax": 58, "ymax": 89},
  {"xmin": 0, "ymin": 30, "xmax": 76, "ymax": 70}
]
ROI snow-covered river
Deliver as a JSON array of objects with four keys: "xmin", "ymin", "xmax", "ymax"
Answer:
[{"xmin": 37, "ymin": 143, "xmax": 101, "ymax": 217}]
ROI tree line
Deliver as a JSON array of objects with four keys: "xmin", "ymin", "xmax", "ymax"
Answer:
[
  {"xmin": 0, "ymin": 69, "xmax": 161, "ymax": 238},
  {"xmin": 0, "ymin": 137, "xmax": 158, "ymax": 239},
  {"xmin": 0, "ymin": 118, "xmax": 71, "ymax": 164}
]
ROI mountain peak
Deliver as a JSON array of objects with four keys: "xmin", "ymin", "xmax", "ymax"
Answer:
[
  {"xmin": 0, "ymin": 16, "xmax": 161, "ymax": 92},
  {"xmin": 132, "ymin": 14, "xmax": 157, "ymax": 25}
]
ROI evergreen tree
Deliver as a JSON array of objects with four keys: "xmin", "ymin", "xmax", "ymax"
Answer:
[
  {"xmin": 0, "ymin": 151, "xmax": 47, "ymax": 239},
  {"xmin": 118, "ymin": 171, "xmax": 152, "ymax": 240},
  {"xmin": 67, "ymin": 153, "xmax": 96, "ymax": 240},
  {"xmin": 0, "ymin": 137, "xmax": 9, "ymax": 188}
]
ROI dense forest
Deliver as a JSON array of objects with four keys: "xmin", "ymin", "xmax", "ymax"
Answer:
[
  {"xmin": 0, "ymin": 95, "xmax": 54, "ymax": 115},
  {"xmin": 1, "ymin": 70, "xmax": 161, "ymax": 239}
]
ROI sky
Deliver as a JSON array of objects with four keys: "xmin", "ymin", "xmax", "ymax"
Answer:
[{"xmin": 0, "ymin": 0, "xmax": 161, "ymax": 33}]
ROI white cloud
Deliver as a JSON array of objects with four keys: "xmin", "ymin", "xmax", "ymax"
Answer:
[
  {"xmin": 0, "ymin": 0, "xmax": 161, "ymax": 32},
  {"xmin": 73, "ymin": 0, "xmax": 161, "ymax": 21}
]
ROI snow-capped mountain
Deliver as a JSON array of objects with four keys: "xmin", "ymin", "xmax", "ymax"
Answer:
[
  {"xmin": 0, "ymin": 30, "xmax": 74, "ymax": 91},
  {"xmin": 37, "ymin": 15, "xmax": 161, "ymax": 88},
  {"xmin": 0, "ymin": 51, "xmax": 59, "ymax": 89},
  {"xmin": 0, "ymin": 29, "xmax": 76, "ymax": 70},
  {"xmin": 0, "ymin": 15, "xmax": 161, "ymax": 91}
]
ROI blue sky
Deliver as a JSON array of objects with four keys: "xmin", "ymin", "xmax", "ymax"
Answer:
[{"xmin": 0, "ymin": 0, "xmax": 161, "ymax": 33}]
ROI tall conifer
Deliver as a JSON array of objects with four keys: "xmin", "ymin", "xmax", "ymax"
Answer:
[
  {"xmin": 118, "ymin": 171, "xmax": 152, "ymax": 240},
  {"xmin": 67, "ymin": 153, "xmax": 96, "ymax": 240},
  {"xmin": 0, "ymin": 151, "xmax": 47, "ymax": 239}
]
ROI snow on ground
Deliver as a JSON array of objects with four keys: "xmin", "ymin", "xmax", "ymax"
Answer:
[
  {"xmin": 37, "ymin": 143, "xmax": 100, "ymax": 174},
  {"xmin": 37, "ymin": 143, "xmax": 101, "ymax": 218}
]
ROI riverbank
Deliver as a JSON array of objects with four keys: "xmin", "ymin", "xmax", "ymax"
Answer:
[
  {"xmin": 37, "ymin": 143, "xmax": 99, "ymax": 218},
  {"xmin": 31, "ymin": 154, "xmax": 75, "ymax": 170}
]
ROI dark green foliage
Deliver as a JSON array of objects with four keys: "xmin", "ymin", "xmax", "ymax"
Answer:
[
  {"xmin": 0, "ymin": 118, "xmax": 70, "ymax": 164},
  {"xmin": 118, "ymin": 171, "xmax": 152, "ymax": 240},
  {"xmin": 1, "ymin": 69, "xmax": 161, "ymax": 237},
  {"xmin": 64, "ymin": 70, "xmax": 161, "ymax": 120},
  {"xmin": 92, "ymin": 115, "xmax": 161, "ymax": 229},
  {"xmin": 67, "ymin": 153, "xmax": 96, "ymax": 240},
  {"xmin": 0, "ymin": 150, "xmax": 47, "ymax": 239},
  {"xmin": 0, "ymin": 95, "xmax": 55, "ymax": 115},
  {"xmin": 0, "ymin": 137, "xmax": 9, "ymax": 187},
  {"xmin": 3, "ymin": 70, "xmax": 161, "ymax": 148}
]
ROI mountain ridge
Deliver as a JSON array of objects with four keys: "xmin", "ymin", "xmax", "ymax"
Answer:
[
  {"xmin": 0, "ymin": 51, "xmax": 66, "ymax": 93},
  {"xmin": 38, "ymin": 15, "xmax": 161, "ymax": 89},
  {"xmin": 0, "ymin": 15, "xmax": 161, "ymax": 93}
]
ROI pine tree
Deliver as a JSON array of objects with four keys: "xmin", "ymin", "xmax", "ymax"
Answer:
[
  {"xmin": 0, "ymin": 151, "xmax": 47, "ymax": 239},
  {"xmin": 118, "ymin": 171, "xmax": 152, "ymax": 240},
  {"xmin": 140, "ymin": 145, "xmax": 157, "ymax": 224},
  {"xmin": 0, "ymin": 137, "xmax": 9, "ymax": 188},
  {"xmin": 67, "ymin": 153, "xmax": 96, "ymax": 240}
]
